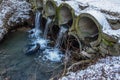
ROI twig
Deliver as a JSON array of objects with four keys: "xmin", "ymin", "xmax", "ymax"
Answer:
[{"xmin": 67, "ymin": 60, "xmax": 91, "ymax": 72}]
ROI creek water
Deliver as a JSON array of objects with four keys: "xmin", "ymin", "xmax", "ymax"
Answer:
[
  {"xmin": 0, "ymin": 28, "xmax": 62, "ymax": 80},
  {"xmin": 28, "ymin": 11, "xmax": 68, "ymax": 62},
  {"xmin": 0, "ymin": 11, "xmax": 69, "ymax": 80},
  {"xmin": 0, "ymin": 12, "xmax": 63, "ymax": 80}
]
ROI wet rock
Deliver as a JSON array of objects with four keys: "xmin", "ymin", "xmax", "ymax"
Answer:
[{"xmin": 25, "ymin": 43, "xmax": 40, "ymax": 55}]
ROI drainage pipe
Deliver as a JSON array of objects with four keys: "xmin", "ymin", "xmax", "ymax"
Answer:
[
  {"xmin": 44, "ymin": 0, "xmax": 57, "ymax": 19},
  {"xmin": 57, "ymin": 3, "xmax": 75, "ymax": 29},
  {"xmin": 29, "ymin": 0, "xmax": 43, "ymax": 11},
  {"xmin": 35, "ymin": 0, "xmax": 43, "ymax": 10},
  {"xmin": 76, "ymin": 10, "xmax": 119, "ymax": 46},
  {"xmin": 75, "ymin": 10, "xmax": 120, "ymax": 56}
]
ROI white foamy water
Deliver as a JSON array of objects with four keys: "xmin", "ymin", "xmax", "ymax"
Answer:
[
  {"xmin": 42, "ymin": 26, "xmax": 68, "ymax": 62},
  {"xmin": 35, "ymin": 38, "xmax": 49, "ymax": 49},
  {"xmin": 28, "ymin": 12, "xmax": 68, "ymax": 62},
  {"xmin": 43, "ymin": 48, "xmax": 64, "ymax": 62},
  {"xmin": 28, "ymin": 11, "xmax": 49, "ymax": 49}
]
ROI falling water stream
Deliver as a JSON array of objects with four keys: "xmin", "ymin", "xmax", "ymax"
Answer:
[
  {"xmin": 0, "ymin": 10, "xmax": 70, "ymax": 80},
  {"xmin": 28, "ymin": 11, "xmax": 49, "ymax": 50},
  {"xmin": 29, "ymin": 10, "xmax": 42, "ymax": 38},
  {"xmin": 43, "ymin": 26, "xmax": 68, "ymax": 62},
  {"xmin": 27, "ymin": 11, "xmax": 68, "ymax": 62},
  {"xmin": 43, "ymin": 18, "xmax": 52, "ymax": 39},
  {"xmin": 55, "ymin": 26, "xmax": 68, "ymax": 48}
]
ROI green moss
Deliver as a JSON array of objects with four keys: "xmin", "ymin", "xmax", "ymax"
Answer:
[{"xmin": 102, "ymin": 38, "xmax": 114, "ymax": 46}]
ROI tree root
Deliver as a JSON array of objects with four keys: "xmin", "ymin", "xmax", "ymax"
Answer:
[{"xmin": 67, "ymin": 60, "xmax": 91, "ymax": 72}]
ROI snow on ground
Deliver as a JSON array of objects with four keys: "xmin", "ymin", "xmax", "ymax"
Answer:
[
  {"xmin": 75, "ymin": 0, "xmax": 120, "ymax": 20},
  {"xmin": 0, "ymin": 0, "xmax": 31, "ymax": 41},
  {"xmin": 75, "ymin": 0, "xmax": 120, "ymax": 14},
  {"xmin": 54, "ymin": 0, "xmax": 120, "ymax": 18},
  {"xmin": 8, "ymin": 0, "xmax": 31, "ymax": 26},
  {"xmin": 55, "ymin": 0, "xmax": 120, "ymax": 43},
  {"xmin": 60, "ymin": 56, "xmax": 120, "ymax": 80}
]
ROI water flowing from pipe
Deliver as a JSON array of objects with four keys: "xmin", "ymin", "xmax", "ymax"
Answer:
[
  {"xmin": 43, "ymin": 18, "xmax": 52, "ymax": 39},
  {"xmin": 42, "ymin": 26, "xmax": 68, "ymax": 62},
  {"xmin": 33, "ymin": 11, "xmax": 48, "ymax": 49},
  {"xmin": 26, "ymin": 11, "xmax": 49, "ymax": 55},
  {"xmin": 55, "ymin": 26, "xmax": 68, "ymax": 48},
  {"xmin": 27, "ymin": 11, "xmax": 68, "ymax": 62},
  {"xmin": 28, "ymin": 10, "xmax": 42, "ymax": 39}
]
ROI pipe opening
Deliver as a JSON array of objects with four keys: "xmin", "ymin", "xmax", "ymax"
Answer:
[
  {"xmin": 36, "ymin": 0, "xmax": 43, "ymax": 10},
  {"xmin": 59, "ymin": 6, "xmax": 73, "ymax": 27},
  {"xmin": 61, "ymin": 34, "xmax": 81, "ymax": 60},
  {"xmin": 45, "ymin": 1, "xmax": 56, "ymax": 17},
  {"xmin": 78, "ymin": 17, "xmax": 99, "ymax": 44}
]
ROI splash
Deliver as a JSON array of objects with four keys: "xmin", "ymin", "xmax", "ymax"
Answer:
[
  {"xmin": 43, "ymin": 48, "xmax": 64, "ymax": 62},
  {"xmin": 27, "ymin": 11, "xmax": 68, "ymax": 62},
  {"xmin": 26, "ymin": 11, "xmax": 48, "ymax": 55},
  {"xmin": 42, "ymin": 26, "xmax": 68, "ymax": 62}
]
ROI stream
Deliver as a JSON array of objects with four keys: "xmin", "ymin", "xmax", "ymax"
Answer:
[
  {"xmin": 0, "ymin": 10, "xmax": 66, "ymax": 80},
  {"xmin": 0, "ymin": 28, "xmax": 63, "ymax": 80}
]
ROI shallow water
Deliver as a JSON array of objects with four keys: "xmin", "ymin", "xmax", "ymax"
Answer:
[{"xmin": 0, "ymin": 28, "xmax": 63, "ymax": 80}]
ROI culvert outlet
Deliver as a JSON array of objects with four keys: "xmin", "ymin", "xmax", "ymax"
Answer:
[
  {"xmin": 44, "ymin": 0, "xmax": 57, "ymax": 19},
  {"xmin": 76, "ymin": 10, "xmax": 120, "ymax": 47},
  {"xmin": 36, "ymin": 0, "xmax": 43, "ymax": 10},
  {"xmin": 77, "ymin": 16, "xmax": 99, "ymax": 46},
  {"xmin": 75, "ymin": 10, "xmax": 108, "ymax": 47},
  {"xmin": 58, "ymin": 3, "xmax": 75, "ymax": 28},
  {"xmin": 61, "ymin": 33, "xmax": 82, "ymax": 60}
]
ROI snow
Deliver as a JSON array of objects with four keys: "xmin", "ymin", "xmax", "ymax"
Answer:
[
  {"xmin": 0, "ymin": 0, "xmax": 31, "ymax": 41},
  {"xmin": 53, "ymin": 0, "xmax": 81, "ymax": 16},
  {"xmin": 60, "ymin": 56, "xmax": 120, "ymax": 80},
  {"xmin": 54, "ymin": 0, "xmax": 63, "ymax": 6},
  {"xmin": 8, "ymin": 0, "xmax": 31, "ymax": 26},
  {"xmin": 53, "ymin": 0, "xmax": 120, "ymax": 20},
  {"xmin": 75, "ymin": 0, "xmax": 120, "ymax": 14},
  {"xmin": 64, "ymin": 1, "xmax": 81, "ymax": 16}
]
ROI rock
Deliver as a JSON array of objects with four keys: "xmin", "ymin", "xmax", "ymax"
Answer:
[
  {"xmin": 25, "ymin": 43, "xmax": 40, "ymax": 55},
  {"xmin": 0, "ymin": 0, "xmax": 32, "ymax": 41}
]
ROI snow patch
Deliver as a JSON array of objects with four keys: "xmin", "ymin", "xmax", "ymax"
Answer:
[
  {"xmin": 0, "ymin": 0, "xmax": 31, "ymax": 41},
  {"xmin": 60, "ymin": 56, "xmax": 120, "ymax": 80}
]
